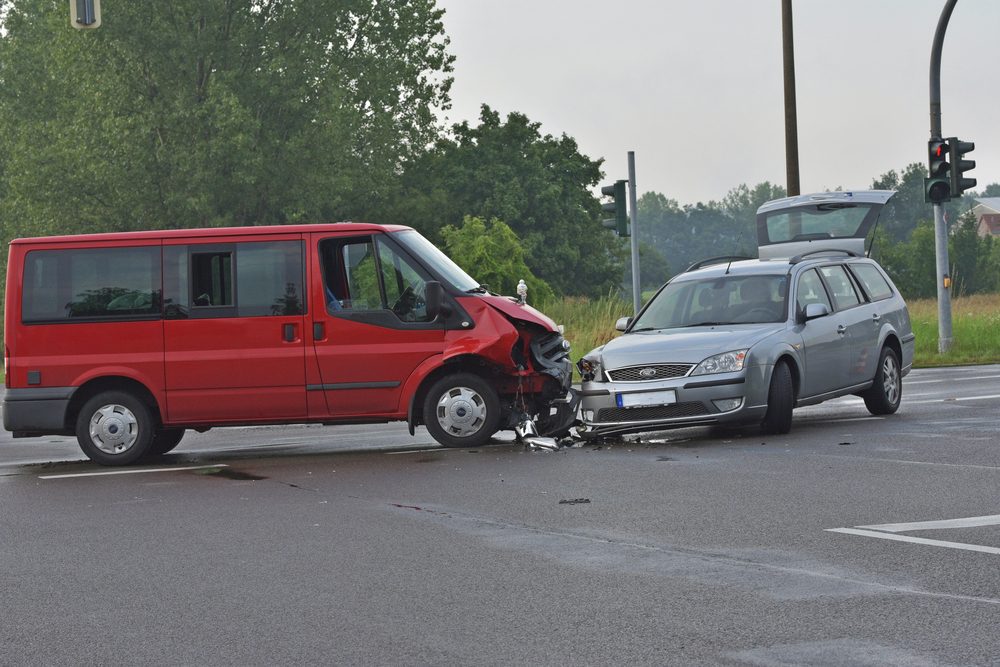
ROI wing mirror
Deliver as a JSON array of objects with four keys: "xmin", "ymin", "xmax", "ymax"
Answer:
[
  {"xmin": 424, "ymin": 281, "xmax": 451, "ymax": 320},
  {"xmin": 615, "ymin": 316, "xmax": 632, "ymax": 332},
  {"xmin": 803, "ymin": 302, "xmax": 830, "ymax": 321}
]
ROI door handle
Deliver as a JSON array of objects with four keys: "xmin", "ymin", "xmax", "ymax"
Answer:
[
  {"xmin": 872, "ymin": 313, "xmax": 881, "ymax": 322},
  {"xmin": 283, "ymin": 323, "xmax": 297, "ymax": 342},
  {"xmin": 836, "ymin": 324, "xmax": 847, "ymax": 335},
  {"xmin": 313, "ymin": 322, "xmax": 326, "ymax": 341}
]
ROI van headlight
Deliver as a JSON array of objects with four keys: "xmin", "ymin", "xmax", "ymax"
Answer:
[{"xmin": 691, "ymin": 349, "xmax": 748, "ymax": 376}]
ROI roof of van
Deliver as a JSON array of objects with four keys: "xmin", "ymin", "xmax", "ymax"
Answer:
[{"xmin": 9, "ymin": 222, "xmax": 414, "ymax": 245}]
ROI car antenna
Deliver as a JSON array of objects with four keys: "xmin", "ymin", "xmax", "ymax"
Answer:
[{"xmin": 725, "ymin": 226, "xmax": 748, "ymax": 275}]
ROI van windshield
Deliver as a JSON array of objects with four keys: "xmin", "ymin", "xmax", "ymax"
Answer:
[{"xmin": 393, "ymin": 230, "xmax": 480, "ymax": 292}]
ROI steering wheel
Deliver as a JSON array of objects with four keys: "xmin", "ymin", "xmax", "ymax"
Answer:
[
  {"xmin": 743, "ymin": 306, "xmax": 777, "ymax": 321},
  {"xmin": 392, "ymin": 285, "xmax": 425, "ymax": 320}
]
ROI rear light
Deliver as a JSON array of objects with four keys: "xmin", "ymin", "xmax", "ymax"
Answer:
[{"xmin": 4, "ymin": 345, "xmax": 9, "ymax": 388}]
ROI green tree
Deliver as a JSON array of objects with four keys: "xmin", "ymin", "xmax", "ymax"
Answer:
[
  {"xmin": 0, "ymin": 0, "xmax": 454, "ymax": 242},
  {"xmin": 440, "ymin": 216, "xmax": 554, "ymax": 303},
  {"xmin": 384, "ymin": 106, "xmax": 624, "ymax": 297}
]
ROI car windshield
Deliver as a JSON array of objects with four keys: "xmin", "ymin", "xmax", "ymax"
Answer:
[
  {"xmin": 392, "ymin": 230, "xmax": 480, "ymax": 292},
  {"xmin": 632, "ymin": 274, "xmax": 789, "ymax": 330}
]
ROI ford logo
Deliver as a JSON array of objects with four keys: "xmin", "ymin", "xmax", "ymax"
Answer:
[{"xmin": 639, "ymin": 367, "xmax": 657, "ymax": 379}]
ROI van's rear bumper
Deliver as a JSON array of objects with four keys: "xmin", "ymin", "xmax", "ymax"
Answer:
[{"xmin": 3, "ymin": 387, "xmax": 75, "ymax": 436}]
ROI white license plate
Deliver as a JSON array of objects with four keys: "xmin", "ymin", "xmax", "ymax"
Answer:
[{"xmin": 617, "ymin": 389, "xmax": 677, "ymax": 408}]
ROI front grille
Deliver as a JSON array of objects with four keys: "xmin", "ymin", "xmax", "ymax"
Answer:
[
  {"xmin": 597, "ymin": 402, "xmax": 709, "ymax": 423},
  {"xmin": 531, "ymin": 332, "xmax": 570, "ymax": 367},
  {"xmin": 607, "ymin": 363, "xmax": 694, "ymax": 382}
]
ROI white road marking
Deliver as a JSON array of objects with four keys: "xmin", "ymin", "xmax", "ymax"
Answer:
[
  {"xmin": 907, "ymin": 374, "xmax": 1000, "ymax": 385},
  {"xmin": 826, "ymin": 528, "xmax": 1000, "ymax": 555},
  {"xmin": 816, "ymin": 454, "xmax": 1000, "ymax": 471},
  {"xmin": 39, "ymin": 464, "xmax": 228, "ymax": 480},
  {"xmin": 858, "ymin": 514, "xmax": 1000, "ymax": 532},
  {"xmin": 907, "ymin": 393, "xmax": 1000, "ymax": 405}
]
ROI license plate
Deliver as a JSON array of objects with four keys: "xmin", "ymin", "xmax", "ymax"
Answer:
[{"xmin": 617, "ymin": 389, "xmax": 677, "ymax": 408}]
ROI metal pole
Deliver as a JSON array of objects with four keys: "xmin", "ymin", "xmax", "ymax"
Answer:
[
  {"xmin": 628, "ymin": 151, "xmax": 641, "ymax": 316},
  {"xmin": 930, "ymin": 0, "xmax": 957, "ymax": 353},
  {"xmin": 781, "ymin": 0, "xmax": 800, "ymax": 196}
]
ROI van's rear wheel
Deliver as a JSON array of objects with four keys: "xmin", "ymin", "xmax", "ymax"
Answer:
[
  {"xmin": 75, "ymin": 391, "xmax": 154, "ymax": 466},
  {"xmin": 423, "ymin": 373, "xmax": 501, "ymax": 448}
]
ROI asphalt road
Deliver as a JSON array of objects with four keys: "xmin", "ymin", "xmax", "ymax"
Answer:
[{"xmin": 2, "ymin": 365, "xmax": 999, "ymax": 665}]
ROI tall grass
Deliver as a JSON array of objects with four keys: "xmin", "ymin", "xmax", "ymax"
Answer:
[
  {"xmin": 539, "ymin": 294, "xmax": 1000, "ymax": 369},
  {"xmin": 907, "ymin": 294, "xmax": 1000, "ymax": 366}
]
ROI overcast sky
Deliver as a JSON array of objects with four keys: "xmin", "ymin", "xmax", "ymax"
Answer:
[{"xmin": 436, "ymin": 0, "xmax": 1000, "ymax": 205}]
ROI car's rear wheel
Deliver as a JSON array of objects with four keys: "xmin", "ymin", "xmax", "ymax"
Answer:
[
  {"xmin": 760, "ymin": 360, "xmax": 794, "ymax": 435},
  {"xmin": 75, "ymin": 390, "xmax": 154, "ymax": 466},
  {"xmin": 423, "ymin": 373, "xmax": 501, "ymax": 448},
  {"xmin": 863, "ymin": 347, "xmax": 901, "ymax": 415}
]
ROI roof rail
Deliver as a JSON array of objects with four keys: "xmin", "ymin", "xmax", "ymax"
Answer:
[
  {"xmin": 684, "ymin": 255, "xmax": 753, "ymax": 273},
  {"xmin": 788, "ymin": 248, "xmax": 859, "ymax": 265}
]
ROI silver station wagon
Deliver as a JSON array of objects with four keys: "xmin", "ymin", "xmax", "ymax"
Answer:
[{"xmin": 577, "ymin": 191, "xmax": 916, "ymax": 438}]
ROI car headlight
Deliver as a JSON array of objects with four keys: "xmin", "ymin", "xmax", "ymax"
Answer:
[
  {"xmin": 577, "ymin": 357, "xmax": 602, "ymax": 381},
  {"xmin": 691, "ymin": 349, "xmax": 748, "ymax": 376}
]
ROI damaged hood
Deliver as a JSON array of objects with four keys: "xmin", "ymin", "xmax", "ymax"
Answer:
[
  {"xmin": 478, "ymin": 294, "xmax": 558, "ymax": 331},
  {"xmin": 594, "ymin": 324, "xmax": 782, "ymax": 369}
]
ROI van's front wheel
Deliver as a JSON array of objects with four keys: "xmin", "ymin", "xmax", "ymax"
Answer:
[
  {"xmin": 75, "ymin": 391, "xmax": 154, "ymax": 466},
  {"xmin": 423, "ymin": 373, "xmax": 501, "ymax": 448}
]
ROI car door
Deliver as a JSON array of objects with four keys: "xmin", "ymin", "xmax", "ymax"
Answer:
[
  {"xmin": 795, "ymin": 268, "xmax": 849, "ymax": 398},
  {"xmin": 308, "ymin": 231, "xmax": 445, "ymax": 417},
  {"xmin": 817, "ymin": 264, "xmax": 875, "ymax": 390},
  {"xmin": 162, "ymin": 236, "xmax": 309, "ymax": 422}
]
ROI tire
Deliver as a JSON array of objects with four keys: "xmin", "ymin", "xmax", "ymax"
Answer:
[
  {"xmin": 863, "ymin": 347, "xmax": 902, "ymax": 415},
  {"xmin": 75, "ymin": 390, "xmax": 155, "ymax": 466},
  {"xmin": 423, "ymin": 373, "xmax": 502, "ymax": 448},
  {"xmin": 760, "ymin": 361, "xmax": 794, "ymax": 435},
  {"xmin": 149, "ymin": 428, "xmax": 186, "ymax": 456}
]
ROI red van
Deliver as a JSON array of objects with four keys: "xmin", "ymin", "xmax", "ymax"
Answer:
[{"xmin": 4, "ymin": 224, "xmax": 576, "ymax": 465}]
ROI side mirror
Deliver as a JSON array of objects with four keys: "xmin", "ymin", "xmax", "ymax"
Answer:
[
  {"xmin": 615, "ymin": 316, "xmax": 632, "ymax": 332},
  {"xmin": 803, "ymin": 302, "xmax": 830, "ymax": 321},
  {"xmin": 424, "ymin": 281, "xmax": 450, "ymax": 320}
]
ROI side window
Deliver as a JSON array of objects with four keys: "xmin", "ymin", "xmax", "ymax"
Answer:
[
  {"xmin": 22, "ymin": 246, "xmax": 161, "ymax": 323},
  {"xmin": 318, "ymin": 235, "xmax": 433, "ymax": 322},
  {"xmin": 818, "ymin": 265, "xmax": 861, "ymax": 311},
  {"xmin": 796, "ymin": 268, "xmax": 832, "ymax": 313},
  {"xmin": 377, "ymin": 239, "xmax": 432, "ymax": 322},
  {"xmin": 849, "ymin": 263, "xmax": 893, "ymax": 301},
  {"xmin": 236, "ymin": 241, "xmax": 305, "ymax": 316},
  {"xmin": 191, "ymin": 251, "xmax": 233, "ymax": 309},
  {"xmin": 163, "ymin": 240, "xmax": 304, "ymax": 319}
]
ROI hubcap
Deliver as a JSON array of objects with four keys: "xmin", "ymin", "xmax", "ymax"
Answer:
[
  {"xmin": 882, "ymin": 355, "xmax": 900, "ymax": 405},
  {"xmin": 89, "ymin": 404, "xmax": 139, "ymax": 455},
  {"xmin": 435, "ymin": 386, "xmax": 487, "ymax": 438}
]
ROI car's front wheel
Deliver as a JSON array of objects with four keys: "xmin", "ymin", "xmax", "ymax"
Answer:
[
  {"xmin": 423, "ymin": 373, "xmax": 502, "ymax": 448},
  {"xmin": 863, "ymin": 346, "xmax": 901, "ymax": 415},
  {"xmin": 760, "ymin": 360, "xmax": 794, "ymax": 435}
]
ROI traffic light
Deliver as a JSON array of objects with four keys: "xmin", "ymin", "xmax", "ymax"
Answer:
[
  {"xmin": 70, "ymin": 0, "xmax": 101, "ymax": 30},
  {"xmin": 948, "ymin": 137, "xmax": 976, "ymax": 197},
  {"xmin": 924, "ymin": 138, "xmax": 951, "ymax": 204},
  {"xmin": 601, "ymin": 180, "xmax": 629, "ymax": 237}
]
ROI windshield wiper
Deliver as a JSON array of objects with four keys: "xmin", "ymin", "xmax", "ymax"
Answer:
[
  {"xmin": 466, "ymin": 285, "xmax": 491, "ymax": 294},
  {"xmin": 629, "ymin": 326, "xmax": 662, "ymax": 333},
  {"xmin": 680, "ymin": 321, "xmax": 727, "ymax": 328}
]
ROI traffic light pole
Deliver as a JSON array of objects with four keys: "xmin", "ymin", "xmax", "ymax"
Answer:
[
  {"xmin": 929, "ymin": 0, "xmax": 957, "ymax": 353},
  {"xmin": 628, "ymin": 152, "xmax": 641, "ymax": 316}
]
